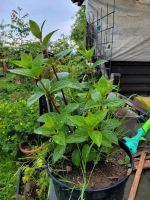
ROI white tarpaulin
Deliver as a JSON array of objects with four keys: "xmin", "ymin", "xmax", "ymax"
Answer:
[{"xmin": 87, "ymin": 0, "xmax": 150, "ymax": 61}]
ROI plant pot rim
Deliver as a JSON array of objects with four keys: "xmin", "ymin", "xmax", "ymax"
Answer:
[
  {"xmin": 19, "ymin": 142, "xmax": 43, "ymax": 155},
  {"xmin": 47, "ymin": 140, "xmax": 134, "ymax": 192}
]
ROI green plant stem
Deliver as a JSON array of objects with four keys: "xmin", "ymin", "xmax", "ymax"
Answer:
[
  {"xmin": 52, "ymin": 64, "xmax": 68, "ymax": 105},
  {"xmin": 76, "ymin": 144, "xmax": 85, "ymax": 200},
  {"xmin": 39, "ymin": 80, "xmax": 60, "ymax": 113},
  {"xmin": 80, "ymin": 142, "xmax": 94, "ymax": 200},
  {"xmin": 87, "ymin": 151, "xmax": 101, "ymax": 186},
  {"xmin": 44, "ymin": 50, "xmax": 68, "ymax": 105},
  {"xmin": 39, "ymin": 79, "xmax": 73, "ymax": 132},
  {"xmin": 80, "ymin": 159, "xmax": 86, "ymax": 200}
]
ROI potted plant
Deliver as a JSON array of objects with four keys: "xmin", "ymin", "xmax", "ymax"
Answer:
[{"xmin": 10, "ymin": 20, "xmax": 133, "ymax": 200}]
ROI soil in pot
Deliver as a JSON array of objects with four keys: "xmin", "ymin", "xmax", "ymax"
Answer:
[
  {"xmin": 48, "ymin": 141, "xmax": 133, "ymax": 200},
  {"xmin": 66, "ymin": 149, "xmax": 130, "ymax": 189}
]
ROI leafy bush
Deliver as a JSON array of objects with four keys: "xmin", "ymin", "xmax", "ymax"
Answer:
[
  {"xmin": 71, "ymin": 6, "xmax": 86, "ymax": 49},
  {"xmin": 0, "ymin": 98, "xmax": 39, "ymax": 157},
  {"xmin": 0, "ymin": 73, "xmax": 36, "ymax": 100}
]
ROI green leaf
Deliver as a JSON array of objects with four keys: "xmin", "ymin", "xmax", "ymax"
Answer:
[
  {"xmin": 88, "ymin": 131, "xmax": 102, "ymax": 147},
  {"xmin": 51, "ymin": 79, "xmax": 81, "ymax": 92},
  {"xmin": 42, "ymin": 30, "xmax": 58, "ymax": 47},
  {"xmin": 37, "ymin": 79, "xmax": 52, "ymax": 92},
  {"xmin": 80, "ymin": 82, "xmax": 91, "ymax": 89},
  {"xmin": 53, "ymin": 145, "xmax": 65, "ymax": 163},
  {"xmin": 12, "ymin": 60, "xmax": 26, "ymax": 68},
  {"xmin": 44, "ymin": 114, "xmax": 55, "ymax": 130},
  {"xmin": 101, "ymin": 119, "xmax": 121, "ymax": 130},
  {"xmin": 37, "ymin": 113, "xmax": 48, "ymax": 123},
  {"xmin": 34, "ymin": 126, "xmax": 52, "ymax": 136},
  {"xmin": 84, "ymin": 100, "xmax": 99, "ymax": 109},
  {"xmin": 104, "ymin": 98, "xmax": 126, "ymax": 107},
  {"xmin": 66, "ymin": 128, "xmax": 88, "ymax": 144},
  {"xmin": 77, "ymin": 61, "xmax": 89, "ymax": 71},
  {"xmin": 117, "ymin": 155, "xmax": 130, "ymax": 165},
  {"xmin": 125, "ymin": 155, "xmax": 130, "ymax": 163},
  {"xmin": 92, "ymin": 60, "xmax": 106, "ymax": 68},
  {"xmin": 29, "ymin": 20, "xmax": 41, "ymax": 39},
  {"xmin": 82, "ymin": 144, "xmax": 90, "ymax": 163},
  {"xmin": 52, "ymin": 132, "xmax": 65, "ymax": 146},
  {"xmin": 41, "ymin": 20, "xmax": 46, "ymax": 33},
  {"xmin": 91, "ymin": 90, "xmax": 101, "ymax": 102},
  {"xmin": 9, "ymin": 69, "xmax": 33, "ymax": 77},
  {"xmin": 85, "ymin": 47, "xmax": 95, "ymax": 60},
  {"xmin": 88, "ymin": 148, "xmax": 100, "ymax": 162},
  {"xmin": 37, "ymin": 113, "xmax": 56, "ymax": 123},
  {"xmin": 78, "ymin": 48, "xmax": 95, "ymax": 61},
  {"xmin": 72, "ymin": 149, "xmax": 81, "ymax": 167},
  {"xmin": 53, "ymin": 114, "xmax": 67, "ymax": 130},
  {"xmin": 96, "ymin": 76, "xmax": 116, "ymax": 96},
  {"xmin": 62, "ymin": 103, "xmax": 79, "ymax": 114},
  {"xmin": 101, "ymin": 137, "xmax": 112, "ymax": 148},
  {"xmin": 84, "ymin": 110, "xmax": 107, "ymax": 129},
  {"xmin": 117, "ymin": 160, "xmax": 124, "ymax": 165},
  {"xmin": 27, "ymin": 91, "xmax": 44, "ymax": 106},
  {"xmin": 31, "ymin": 54, "xmax": 44, "ymax": 77},
  {"xmin": 67, "ymin": 115, "xmax": 85, "ymax": 127},
  {"xmin": 21, "ymin": 52, "xmax": 32, "ymax": 68},
  {"xmin": 55, "ymin": 48, "xmax": 73, "ymax": 59},
  {"xmin": 41, "ymin": 112, "xmax": 66, "ymax": 130},
  {"xmin": 78, "ymin": 50, "xmax": 86, "ymax": 57},
  {"xmin": 32, "ymin": 54, "xmax": 43, "ymax": 67},
  {"xmin": 102, "ymin": 130, "xmax": 118, "ymax": 145},
  {"xmin": 13, "ymin": 53, "xmax": 32, "ymax": 69}
]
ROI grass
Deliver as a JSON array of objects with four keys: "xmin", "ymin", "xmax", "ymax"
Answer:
[
  {"xmin": 0, "ymin": 74, "xmax": 34, "ymax": 100},
  {"xmin": 0, "ymin": 156, "xmax": 18, "ymax": 200}
]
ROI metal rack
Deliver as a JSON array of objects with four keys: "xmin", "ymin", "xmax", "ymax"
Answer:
[{"xmin": 86, "ymin": 0, "xmax": 115, "ymax": 61}]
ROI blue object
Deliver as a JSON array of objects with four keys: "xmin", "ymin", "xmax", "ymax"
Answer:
[
  {"xmin": 124, "ymin": 118, "xmax": 150, "ymax": 154},
  {"xmin": 124, "ymin": 128, "xmax": 145, "ymax": 154},
  {"xmin": 96, "ymin": 24, "xmax": 101, "ymax": 31}
]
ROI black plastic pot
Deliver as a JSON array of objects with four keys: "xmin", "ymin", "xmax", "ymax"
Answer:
[
  {"xmin": 47, "ymin": 140, "xmax": 134, "ymax": 200},
  {"xmin": 39, "ymin": 95, "xmax": 53, "ymax": 116}
]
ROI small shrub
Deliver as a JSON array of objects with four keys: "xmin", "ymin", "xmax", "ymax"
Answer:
[{"xmin": 0, "ymin": 98, "xmax": 39, "ymax": 157}]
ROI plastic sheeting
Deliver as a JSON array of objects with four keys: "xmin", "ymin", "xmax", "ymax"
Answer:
[{"xmin": 87, "ymin": 0, "xmax": 150, "ymax": 61}]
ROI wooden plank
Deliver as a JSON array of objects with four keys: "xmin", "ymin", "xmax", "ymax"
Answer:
[{"xmin": 128, "ymin": 152, "xmax": 146, "ymax": 200}]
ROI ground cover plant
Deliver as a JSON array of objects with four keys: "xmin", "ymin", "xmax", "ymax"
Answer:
[{"xmin": 0, "ymin": 157, "xmax": 18, "ymax": 200}]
